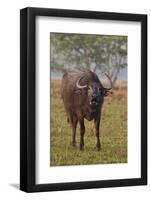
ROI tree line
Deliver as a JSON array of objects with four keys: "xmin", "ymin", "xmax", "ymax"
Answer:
[{"xmin": 51, "ymin": 33, "xmax": 127, "ymax": 86}]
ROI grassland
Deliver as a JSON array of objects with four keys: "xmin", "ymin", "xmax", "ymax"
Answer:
[{"xmin": 50, "ymin": 79, "xmax": 127, "ymax": 166}]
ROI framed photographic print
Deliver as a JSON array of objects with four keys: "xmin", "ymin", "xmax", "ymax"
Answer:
[{"xmin": 20, "ymin": 7, "xmax": 147, "ymax": 192}]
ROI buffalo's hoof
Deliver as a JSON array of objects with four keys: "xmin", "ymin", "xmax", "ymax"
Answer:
[
  {"xmin": 80, "ymin": 145, "xmax": 84, "ymax": 151},
  {"xmin": 71, "ymin": 141, "xmax": 77, "ymax": 147},
  {"xmin": 96, "ymin": 145, "xmax": 101, "ymax": 151}
]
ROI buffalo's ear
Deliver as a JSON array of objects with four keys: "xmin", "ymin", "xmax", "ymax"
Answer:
[{"xmin": 104, "ymin": 89, "xmax": 112, "ymax": 96}]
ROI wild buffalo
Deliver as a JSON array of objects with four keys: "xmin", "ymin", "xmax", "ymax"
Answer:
[{"xmin": 61, "ymin": 70, "xmax": 112, "ymax": 151}]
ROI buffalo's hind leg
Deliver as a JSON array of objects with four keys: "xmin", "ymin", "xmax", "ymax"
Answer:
[{"xmin": 70, "ymin": 115, "xmax": 78, "ymax": 147}]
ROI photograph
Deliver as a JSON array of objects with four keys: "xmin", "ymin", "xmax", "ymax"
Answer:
[{"xmin": 50, "ymin": 33, "xmax": 128, "ymax": 166}]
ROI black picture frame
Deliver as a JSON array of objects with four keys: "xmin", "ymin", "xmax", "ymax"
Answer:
[{"xmin": 20, "ymin": 7, "xmax": 147, "ymax": 192}]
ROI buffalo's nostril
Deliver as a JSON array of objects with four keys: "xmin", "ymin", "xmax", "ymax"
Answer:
[
  {"xmin": 92, "ymin": 94, "xmax": 97, "ymax": 98},
  {"xmin": 92, "ymin": 95, "xmax": 97, "ymax": 100},
  {"xmin": 91, "ymin": 97, "xmax": 97, "ymax": 103}
]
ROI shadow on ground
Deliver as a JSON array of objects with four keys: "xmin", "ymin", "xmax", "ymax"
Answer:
[{"xmin": 9, "ymin": 183, "xmax": 19, "ymax": 190}]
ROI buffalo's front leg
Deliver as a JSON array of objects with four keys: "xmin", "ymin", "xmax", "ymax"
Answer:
[
  {"xmin": 79, "ymin": 119, "xmax": 85, "ymax": 150},
  {"xmin": 94, "ymin": 116, "xmax": 101, "ymax": 151},
  {"xmin": 70, "ymin": 115, "xmax": 78, "ymax": 146}
]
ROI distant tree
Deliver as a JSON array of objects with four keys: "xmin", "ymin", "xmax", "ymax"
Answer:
[
  {"xmin": 50, "ymin": 33, "xmax": 127, "ymax": 86},
  {"xmin": 96, "ymin": 36, "xmax": 127, "ymax": 86}
]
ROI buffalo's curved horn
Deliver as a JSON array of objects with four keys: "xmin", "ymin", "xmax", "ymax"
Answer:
[
  {"xmin": 76, "ymin": 77, "xmax": 87, "ymax": 89},
  {"xmin": 103, "ymin": 73, "xmax": 113, "ymax": 90}
]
